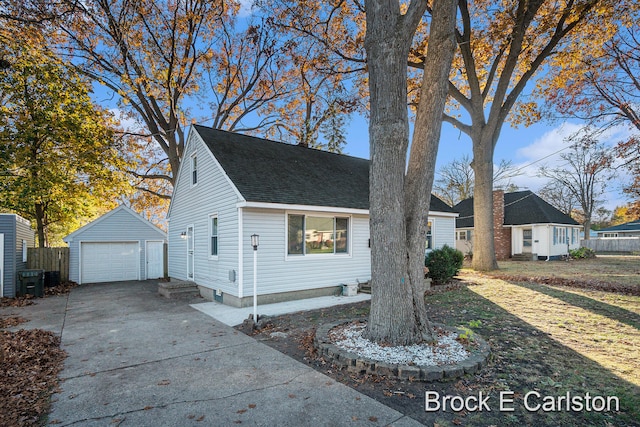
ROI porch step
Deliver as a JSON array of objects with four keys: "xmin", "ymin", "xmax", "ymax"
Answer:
[
  {"xmin": 358, "ymin": 282, "xmax": 371, "ymax": 294},
  {"xmin": 158, "ymin": 281, "xmax": 200, "ymax": 299},
  {"xmin": 512, "ymin": 253, "xmax": 537, "ymax": 261}
]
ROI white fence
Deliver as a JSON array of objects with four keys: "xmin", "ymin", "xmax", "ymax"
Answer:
[{"xmin": 580, "ymin": 237, "xmax": 640, "ymax": 253}]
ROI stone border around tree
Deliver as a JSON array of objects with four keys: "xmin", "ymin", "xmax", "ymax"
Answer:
[{"xmin": 314, "ymin": 320, "xmax": 490, "ymax": 382}]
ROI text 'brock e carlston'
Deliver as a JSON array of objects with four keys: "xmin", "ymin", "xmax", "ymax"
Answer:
[{"xmin": 425, "ymin": 391, "xmax": 620, "ymax": 413}]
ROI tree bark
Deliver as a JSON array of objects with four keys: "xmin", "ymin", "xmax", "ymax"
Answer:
[
  {"xmin": 364, "ymin": 0, "xmax": 456, "ymax": 345},
  {"xmin": 34, "ymin": 202, "xmax": 47, "ymax": 248},
  {"xmin": 471, "ymin": 133, "xmax": 499, "ymax": 271}
]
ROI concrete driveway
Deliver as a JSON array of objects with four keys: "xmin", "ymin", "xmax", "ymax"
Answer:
[{"xmin": 7, "ymin": 281, "xmax": 422, "ymax": 426}]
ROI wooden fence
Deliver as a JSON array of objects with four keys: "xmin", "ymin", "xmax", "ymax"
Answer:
[
  {"xmin": 27, "ymin": 247, "xmax": 70, "ymax": 282},
  {"xmin": 580, "ymin": 238, "xmax": 640, "ymax": 254}
]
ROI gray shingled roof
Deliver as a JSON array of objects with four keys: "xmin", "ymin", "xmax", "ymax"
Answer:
[
  {"xmin": 193, "ymin": 125, "xmax": 453, "ymax": 213},
  {"xmin": 453, "ymin": 190, "xmax": 579, "ymax": 228},
  {"xmin": 597, "ymin": 219, "xmax": 640, "ymax": 233}
]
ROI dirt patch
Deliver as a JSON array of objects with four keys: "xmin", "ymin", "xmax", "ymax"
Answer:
[{"xmin": 242, "ymin": 278, "xmax": 640, "ymax": 426}]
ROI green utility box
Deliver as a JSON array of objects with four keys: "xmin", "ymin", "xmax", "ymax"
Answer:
[{"xmin": 18, "ymin": 269, "xmax": 45, "ymax": 298}]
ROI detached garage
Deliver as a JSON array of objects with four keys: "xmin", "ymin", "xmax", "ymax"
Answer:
[{"xmin": 64, "ymin": 205, "xmax": 166, "ymax": 284}]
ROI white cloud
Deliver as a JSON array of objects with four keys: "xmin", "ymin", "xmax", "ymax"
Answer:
[
  {"xmin": 238, "ymin": 0, "xmax": 255, "ymax": 17},
  {"xmin": 510, "ymin": 121, "xmax": 634, "ymax": 210}
]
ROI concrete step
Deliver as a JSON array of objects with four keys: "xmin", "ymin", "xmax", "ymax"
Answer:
[
  {"xmin": 512, "ymin": 253, "xmax": 537, "ymax": 261},
  {"xmin": 158, "ymin": 281, "xmax": 199, "ymax": 299},
  {"xmin": 358, "ymin": 282, "xmax": 371, "ymax": 294}
]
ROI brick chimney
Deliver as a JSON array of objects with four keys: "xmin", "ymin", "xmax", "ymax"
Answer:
[{"xmin": 492, "ymin": 190, "xmax": 511, "ymax": 260}]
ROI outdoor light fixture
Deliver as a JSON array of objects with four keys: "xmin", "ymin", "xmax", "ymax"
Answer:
[
  {"xmin": 180, "ymin": 231, "xmax": 187, "ymax": 239},
  {"xmin": 251, "ymin": 234, "xmax": 259, "ymax": 321}
]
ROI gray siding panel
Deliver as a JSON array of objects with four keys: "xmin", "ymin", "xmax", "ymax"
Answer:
[
  {"xmin": 0, "ymin": 214, "xmax": 35, "ymax": 297},
  {"xmin": 0, "ymin": 215, "xmax": 16, "ymax": 297}
]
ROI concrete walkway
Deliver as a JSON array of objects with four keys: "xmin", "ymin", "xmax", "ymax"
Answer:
[
  {"xmin": 192, "ymin": 293, "xmax": 371, "ymax": 326},
  {"xmin": 4, "ymin": 282, "xmax": 421, "ymax": 426}
]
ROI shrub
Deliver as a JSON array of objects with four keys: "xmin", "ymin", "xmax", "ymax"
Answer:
[
  {"xmin": 425, "ymin": 245, "xmax": 464, "ymax": 285},
  {"xmin": 569, "ymin": 247, "xmax": 596, "ymax": 259}
]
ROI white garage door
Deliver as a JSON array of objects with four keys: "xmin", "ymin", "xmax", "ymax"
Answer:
[{"xmin": 81, "ymin": 242, "xmax": 138, "ymax": 284}]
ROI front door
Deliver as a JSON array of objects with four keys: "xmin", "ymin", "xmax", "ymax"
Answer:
[{"xmin": 522, "ymin": 229, "xmax": 532, "ymax": 253}]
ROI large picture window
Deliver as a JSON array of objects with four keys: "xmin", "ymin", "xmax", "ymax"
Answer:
[{"xmin": 287, "ymin": 214, "xmax": 349, "ymax": 256}]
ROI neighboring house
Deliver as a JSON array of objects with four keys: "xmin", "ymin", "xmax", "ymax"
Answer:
[
  {"xmin": 0, "ymin": 213, "xmax": 35, "ymax": 298},
  {"xmin": 595, "ymin": 219, "xmax": 640, "ymax": 238},
  {"xmin": 64, "ymin": 205, "xmax": 167, "ymax": 284},
  {"xmin": 167, "ymin": 125, "xmax": 458, "ymax": 307},
  {"xmin": 453, "ymin": 190, "xmax": 582, "ymax": 260}
]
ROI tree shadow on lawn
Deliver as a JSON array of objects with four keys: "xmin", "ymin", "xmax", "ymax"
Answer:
[
  {"xmin": 424, "ymin": 284, "xmax": 639, "ymax": 427},
  {"xmin": 249, "ymin": 283, "xmax": 640, "ymax": 427},
  {"xmin": 507, "ymin": 281, "xmax": 640, "ymax": 331}
]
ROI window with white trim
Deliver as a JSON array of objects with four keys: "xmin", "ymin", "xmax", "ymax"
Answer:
[
  {"xmin": 191, "ymin": 154, "xmax": 198, "ymax": 185},
  {"xmin": 287, "ymin": 214, "xmax": 349, "ymax": 255},
  {"xmin": 22, "ymin": 240, "xmax": 27, "ymax": 262},
  {"xmin": 425, "ymin": 221, "xmax": 433, "ymax": 250},
  {"xmin": 553, "ymin": 227, "xmax": 567, "ymax": 244},
  {"xmin": 209, "ymin": 214, "xmax": 218, "ymax": 257}
]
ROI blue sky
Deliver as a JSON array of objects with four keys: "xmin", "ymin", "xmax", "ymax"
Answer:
[{"xmin": 341, "ymin": 114, "xmax": 631, "ymax": 212}]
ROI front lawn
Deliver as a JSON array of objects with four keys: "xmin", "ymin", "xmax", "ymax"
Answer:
[{"xmin": 246, "ymin": 256, "xmax": 640, "ymax": 426}]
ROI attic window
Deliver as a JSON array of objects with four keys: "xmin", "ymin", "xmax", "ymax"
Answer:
[{"xmin": 191, "ymin": 154, "xmax": 198, "ymax": 185}]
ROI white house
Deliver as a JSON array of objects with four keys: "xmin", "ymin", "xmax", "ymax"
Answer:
[
  {"xmin": 595, "ymin": 219, "xmax": 640, "ymax": 238},
  {"xmin": 453, "ymin": 190, "xmax": 582, "ymax": 260},
  {"xmin": 64, "ymin": 205, "xmax": 167, "ymax": 284},
  {"xmin": 167, "ymin": 125, "xmax": 458, "ymax": 307}
]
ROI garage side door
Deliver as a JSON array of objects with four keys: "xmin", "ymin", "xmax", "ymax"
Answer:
[{"xmin": 81, "ymin": 242, "xmax": 138, "ymax": 284}]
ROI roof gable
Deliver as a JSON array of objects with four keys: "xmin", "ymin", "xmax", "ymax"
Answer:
[
  {"xmin": 64, "ymin": 205, "xmax": 166, "ymax": 242},
  {"xmin": 192, "ymin": 125, "xmax": 454, "ymax": 213},
  {"xmin": 453, "ymin": 190, "xmax": 579, "ymax": 228}
]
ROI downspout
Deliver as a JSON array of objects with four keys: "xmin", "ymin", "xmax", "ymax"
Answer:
[
  {"xmin": 237, "ymin": 207, "xmax": 243, "ymax": 299},
  {"xmin": 546, "ymin": 224, "xmax": 551, "ymax": 261}
]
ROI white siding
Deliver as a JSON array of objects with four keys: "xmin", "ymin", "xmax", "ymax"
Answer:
[
  {"xmin": 430, "ymin": 215, "xmax": 456, "ymax": 251},
  {"xmin": 167, "ymin": 130, "xmax": 241, "ymax": 295},
  {"xmin": 66, "ymin": 207, "xmax": 166, "ymax": 283},
  {"xmin": 511, "ymin": 224, "xmax": 582, "ymax": 258},
  {"xmin": 241, "ymin": 208, "xmax": 371, "ymax": 296}
]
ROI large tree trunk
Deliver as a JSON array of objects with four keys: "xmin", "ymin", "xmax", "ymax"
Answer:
[
  {"xmin": 364, "ymin": 0, "xmax": 456, "ymax": 346},
  {"xmin": 34, "ymin": 202, "xmax": 47, "ymax": 248},
  {"xmin": 471, "ymin": 134, "xmax": 499, "ymax": 271},
  {"xmin": 365, "ymin": 7, "xmax": 417, "ymax": 345}
]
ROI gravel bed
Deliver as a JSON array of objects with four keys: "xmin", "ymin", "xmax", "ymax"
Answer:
[{"xmin": 329, "ymin": 322, "xmax": 469, "ymax": 366}]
